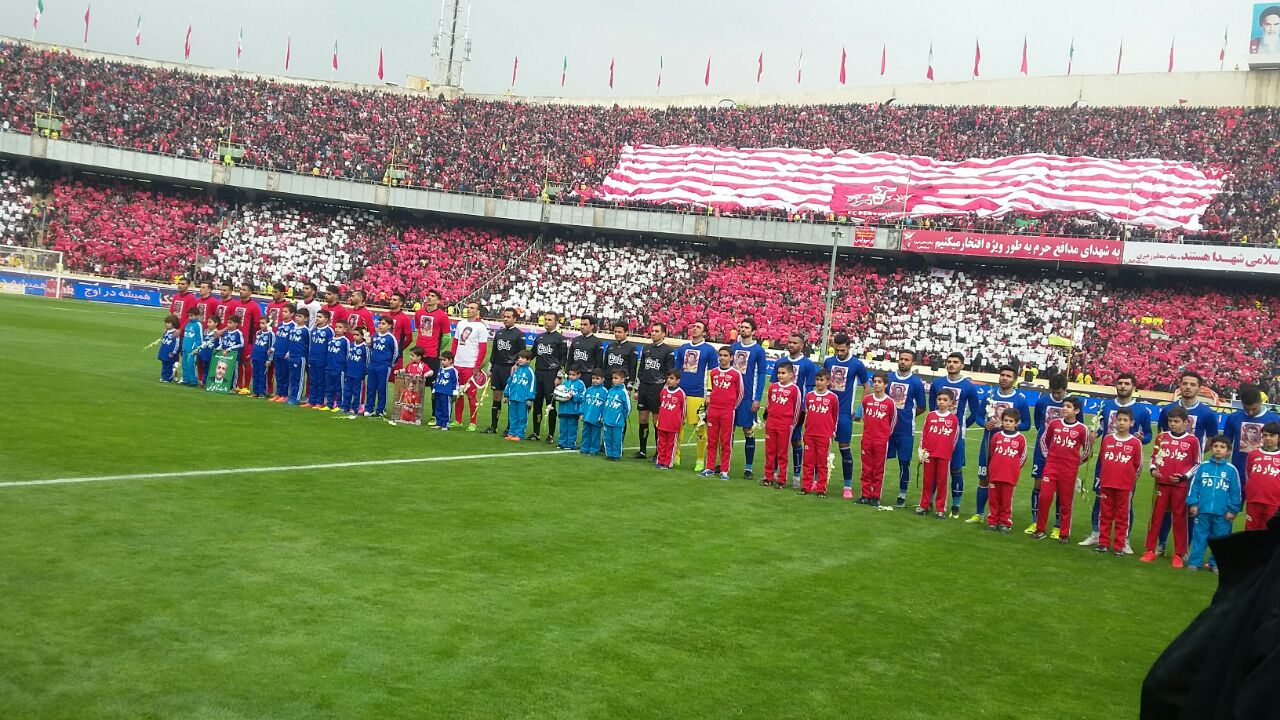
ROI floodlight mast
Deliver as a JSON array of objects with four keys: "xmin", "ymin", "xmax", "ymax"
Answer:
[{"xmin": 432, "ymin": 0, "xmax": 473, "ymax": 88}]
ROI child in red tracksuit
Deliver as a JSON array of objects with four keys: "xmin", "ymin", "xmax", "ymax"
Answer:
[
  {"xmin": 1244, "ymin": 422, "xmax": 1280, "ymax": 530},
  {"xmin": 702, "ymin": 347, "xmax": 744, "ymax": 480},
  {"xmin": 918, "ymin": 392, "xmax": 961, "ymax": 517},
  {"xmin": 764, "ymin": 361, "xmax": 803, "ymax": 488},
  {"xmin": 1096, "ymin": 407, "xmax": 1143, "ymax": 555},
  {"xmin": 800, "ymin": 370, "xmax": 839, "ymax": 497},
  {"xmin": 986, "ymin": 408, "xmax": 1028, "ymax": 531},
  {"xmin": 859, "ymin": 372, "xmax": 898, "ymax": 505},
  {"xmin": 1141, "ymin": 406, "xmax": 1200, "ymax": 566},
  {"xmin": 655, "ymin": 371, "xmax": 686, "ymax": 470},
  {"xmin": 1034, "ymin": 396, "xmax": 1093, "ymax": 543}
]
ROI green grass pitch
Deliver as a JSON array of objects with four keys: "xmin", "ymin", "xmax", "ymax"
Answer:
[{"xmin": 0, "ymin": 294, "xmax": 1212, "ymax": 719}]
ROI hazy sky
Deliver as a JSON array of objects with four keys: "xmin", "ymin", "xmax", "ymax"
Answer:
[{"xmin": 0, "ymin": 0, "xmax": 1261, "ymax": 97}]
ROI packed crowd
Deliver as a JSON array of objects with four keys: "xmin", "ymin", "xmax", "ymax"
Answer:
[
  {"xmin": 0, "ymin": 165, "xmax": 37, "ymax": 245},
  {"xmin": 7, "ymin": 161, "xmax": 1276, "ymax": 391},
  {"xmin": 156, "ymin": 277, "xmax": 1280, "ymax": 575},
  {"xmin": 3, "ymin": 41, "xmax": 1278, "ymax": 244}
]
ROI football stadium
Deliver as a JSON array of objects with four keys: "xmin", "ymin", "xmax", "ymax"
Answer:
[{"xmin": 2, "ymin": 1, "xmax": 1279, "ymax": 717}]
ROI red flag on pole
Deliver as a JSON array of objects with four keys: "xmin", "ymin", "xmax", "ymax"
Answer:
[
  {"xmin": 1020, "ymin": 36, "xmax": 1028, "ymax": 75},
  {"xmin": 704, "ymin": 55, "xmax": 711, "ymax": 87},
  {"xmin": 1168, "ymin": 37, "xmax": 1175, "ymax": 72},
  {"xmin": 880, "ymin": 45, "xmax": 886, "ymax": 76},
  {"xmin": 378, "ymin": 46, "xmax": 385, "ymax": 81},
  {"xmin": 609, "ymin": 57, "xmax": 615, "ymax": 89},
  {"xmin": 83, "ymin": 5, "xmax": 90, "ymax": 44},
  {"xmin": 839, "ymin": 47, "xmax": 847, "ymax": 84},
  {"xmin": 972, "ymin": 39, "xmax": 981, "ymax": 77},
  {"xmin": 331, "ymin": 38, "xmax": 338, "ymax": 71},
  {"xmin": 796, "ymin": 50, "xmax": 803, "ymax": 86},
  {"xmin": 511, "ymin": 54, "xmax": 518, "ymax": 87},
  {"xmin": 285, "ymin": 35, "xmax": 291, "ymax": 71},
  {"xmin": 184, "ymin": 24, "xmax": 192, "ymax": 60},
  {"xmin": 1116, "ymin": 38, "xmax": 1124, "ymax": 74},
  {"xmin": 756, "ymin": 52, "xmax": 763, "ymax": 84},
  {"xmin": 926, "ymin": 43, "xmax": 934, "ymax": 81}
]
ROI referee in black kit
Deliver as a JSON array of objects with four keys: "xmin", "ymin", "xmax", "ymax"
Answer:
[
  {"xmin": 483, "ymin": 307, "xmax": 526, "ymax": 435},
  {"xmin": 633, "ymin": 322, "xmax": 676, "ymax": 459}
]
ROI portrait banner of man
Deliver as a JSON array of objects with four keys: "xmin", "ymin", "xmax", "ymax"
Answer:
[{"xmin": 1251, "ymin": 4, "xmax": 1280, "ymax": 54}]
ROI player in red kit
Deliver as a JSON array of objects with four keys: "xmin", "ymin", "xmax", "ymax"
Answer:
[
  {"xmin": 764, "ymin": 361, "xmax": 803, "ymax": 488},
  {"xmin": 195, "ymin": 280, "xmax": 221, "ymax": 326},
  {"xmin": 799, "ymin": 370, "xmax": 839, "ymax": 497},
  {"xmin": 701, "ymin": 347, "xmax": 745, "ymax": 480},
  {"xmin": 228, "ymin": 281, "xmax": 262, "ymax": 393},
  {"xmin": 858, "ymin": 372, "xmax": 898, "ymax": 505},
  {"xmin": 1096, "ymin": 407, "xmax": 1143, "ymax": 555},
  {"xmin": 1140, "ymin": 406, "xmax": 1200, "ymax": 566},
  {"xmin": 1244, "ymin": 422, "xmax": 1280, "ymax": 530},
  {"xmin": 384, "ymin": 291, "xmax": 414, "ymax": 373},
  {"xmin": 168, "ymin": 276, "xmax": 198, "ymax": 326},
  {"xmin": 986, "ymin": 408, "xmax": 1028, "ymax": 531},
  {"xmin": 917, "ymin": 391, "xmax": 961, "ymax": 517},
  {"xmin": 320, "ymin": 285, "xmax": 349, "ymax": 334},
  {"xmin": 1033, "ymin": 396, "xmax": 1093, "ymax": 543},
  {"xmin": 655, "ymin": 371, "xmax": 686, "ymax": 470},
  {"xmin": 414, "ymin": 289, "xmax": 452, "ymax": 378},
  {"xmin": 345, "ymin": 290, "xmax": 376, "ymax": 341}
]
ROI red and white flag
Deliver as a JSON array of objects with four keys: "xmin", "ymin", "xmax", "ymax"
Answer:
[
  {"xmin": 609, "ymin": 57, "xmax": 615, "ymax": 89},
  {"xmin": 1168, "ymin": 36, "xmax": 1175, "ymax": 73},
  {"xmin": 1019, "ymin": 35, "xmax": 1028, "ymax": 75},
  {"xmin": 704, "ymin": 54, "xmax": 711, "ymax": 87},
  {"xmin": 236, "ymin": 27, "xmax": 243, "ymax": 61},
  {"xmin": 284, "ymin": 34, "xmax": 291, "ymax": 70},
  {"xmin": 972, "ymin": 39, "xmax": 981, "ymax": 77},
  {"xmin": 926, "ymin": 43, "xmax": 934, "ymax": 81},
  {"xmin": 597, "ymin": 144, "xmax": 1226, "ymax": 231},
  {"xmin": 880, "ymin": 45, "xmax": 886, "ymax": 76},
  {"xmin": 510, "ymin": 53, "xmax": 518, "ymax": 88},
  {"xmin": 756, "ymin": 52, "xmax": 763, "ymax": 84},
  {"xmin": 134, "ymin": 15, "xmax": 141, "ymax": 46},
  {"xmin": 1220, "ymin": 27, "xmax": 1227, "ymax": 67},
  {"xmin": 378, "ymin": 46, "xmax": 385, "ymax": 81},
  {"xmin": 331, "ymin": 38, "xmax": 338, "ymax": 71},
  {"xmin": 184, "ymin": 24, "xmax": 192, "ymax": 60},
  {"xmin": 796, "ymin": 49, "xmax": 803, "ymax": 86},
  {"xmin": 83, "ymin": 5, "xmax": 91, "ymax": 44}
]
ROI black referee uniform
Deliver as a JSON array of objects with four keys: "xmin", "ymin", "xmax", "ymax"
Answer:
[
  {"xmin": 530, "ymin": 329, "xmax": 568, "ymax": 439},
  {"xmin": 486, "ymin": 324, "xmax": 526, "ymax": 433},
  {"xmin": 635, "ymin": 341, "xmax": 676, "ymax": 457}
]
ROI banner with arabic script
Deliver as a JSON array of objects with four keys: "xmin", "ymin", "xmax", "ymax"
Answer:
[
  {"xmin": 900, "ymin": 229, "xmax": 1123, "ymax": 265},
  {"xmin": 598, "ymin": 145, "xmax": 1226, "ymax": 231},
  {"xmin": 1122, "ymin": 242, "xmax": 1280, "ymax": 275}
]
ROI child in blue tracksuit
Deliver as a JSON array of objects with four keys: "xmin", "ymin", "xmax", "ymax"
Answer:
[
  {"xmin": 157, "ymin": 315, "xmax": 181, "ymax": 382},
  {"xmin": 343, "ymin": 328, "xmax": 369, "ymax": 416},
  {"xmin": 602, "ymin": 369, "xmax": 632, "ymax": 461},
  {"xmin": 180, "ymin": 307, "xmax": 204, "ymax": 385},
  {"xmin": 580, "ymin": 370, "xmax": 607, "ymax": 456},
  {"xmin": 556, "ymin": 368, "xmax": 587, "ymax": 449},
  {"xmin": 286, "ymin": 308, "xmax": 311, "ymax": 405},
  {"xmin": 503, "ymin": 351, "xmax": 537, "ymax": 441},
  {"xmin": 272, "ymin": 305, "xmax": 297, "ymax": 401},
  {"xmin": 251, "ymin": 317, "xmax": 274, "ymax": 398},
  {"xmin": 306, "ymin": 310, "xmax": 335, "ymax": 407},
  {"xmin": 1186, "ymin": 435, "xmax": 1243, "ymax": 571},
  {"xmin": 197, "ymin": 315, "xmax": 218, "ymax": 385},
  {"xmin": 432, "ymin": 351, "xmax": 459, "ymax": 429},
  {"xmin": 325, "ymin": 319, "xmax": 349, "ymax": 411},
  {"xmin": 367, "ymin": 317, "xmax": 398, "ymax": 417}
]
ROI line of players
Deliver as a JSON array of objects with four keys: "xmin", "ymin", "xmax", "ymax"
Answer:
[{"xmin": 159, "ymin": 278, "xmax": 1280, "ymax": 566}]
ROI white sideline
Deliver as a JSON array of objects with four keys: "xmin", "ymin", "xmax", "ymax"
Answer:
[{"xmin": 0, "ymin": 442, "xmax": 699, "ymax": 489}]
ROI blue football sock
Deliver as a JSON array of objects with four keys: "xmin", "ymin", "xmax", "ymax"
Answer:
[
  {"xmin": 975, "ymin": 485, "xmax": 989, "ymax": 516},
  {"xmin": 950, "ymin": 469, "xmax": 964, "ymax": 510},
  {"xmin": 840, "ymin": 446, "xmax": 854, "ymax": 488},
  {"xmin": 743, "ymin": 435, "xmax": 756, "ymax": 470},
  {"xmin": 898, "ymin": 460, "xmax": 911, "ymax": 496},
  {"xmin": 792, "ymin": 444, "xmax": 803, "ymax": 478}
]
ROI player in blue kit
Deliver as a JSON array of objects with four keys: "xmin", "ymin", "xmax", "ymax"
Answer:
[
  {"xmin": 674, "ymin": 320, "xmax": 719, "ymax": 472},
  {"xmin": 1153, "ymin": 370, "xmax": 1220, "ymax": 554},
  {"xmin": 1025, "ymin": 373, "xmax": 1068, "ymax": 535},
  {"xmin": 285, "ymin": 308, "xmax": 311, "ymax": 406},
  {"xmin": 250, "ymin": 317, "xmax": 273, "ymax": 397},
  {"xmin": 929, "ymin": 352, "xmax": 981, "ymax": 518},
  {"xmin": 367, "ymin": 316, "xmax": 399, "ymax": 417},
  {"xmin": 343, "ymin": 327, "xmax": 370, "ymax": 417},
  {"xmin": 1223, "ymin": 384, "xmax": 1280, "ymax": 483},
  {"xmin": 305, "ymin": 309, "xmax": 334, "ymax": 407},
  {"xmin": 1080, "ymin": 372, "xmax": 1153, "ymax": 550},
  {"xmin": 157, "ymin": 315, "xmax": 181, "ymax": 382},
  {"xmin": 730, "ymin": 319, "xmax": 768, "ymax": 479},
  {"xmin": 324, "ymin": 319, "xmax": 350, "ymax": 411},
  {"xmin": 772, "ymin": 332, "xmax": 817, "ymax": 488},
  {"xmin": 887, "ymin": 350, "xmax": 927, "ymax": 508},
  {"xmin": 271, "ymin": 304, "xmax": 296, "ymax": 402},
  {"xmin": 968, "ymin": 365, "xmax": 1031, "ymax": 523},
  {"xmin": 822, "ymin": 333, "xmax": 870, "ymax": 500}
]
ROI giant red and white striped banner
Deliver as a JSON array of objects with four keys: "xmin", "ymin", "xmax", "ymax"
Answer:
[{"xmin": 597, "ymin": 145, "xmax": 1226, "ymax": 231}]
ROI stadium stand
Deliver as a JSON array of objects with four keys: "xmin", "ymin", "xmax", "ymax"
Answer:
[
  {"xmin": 0, "ymin": 163, "xmax": 37, "ymax": 245},
  {"xmin": 2, "ymin": 42, "xmax": 1276, "ymax": 245},
  {"xmin": 4, "ymin": 162, "xmax": 1277, "ymax": 389}
]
